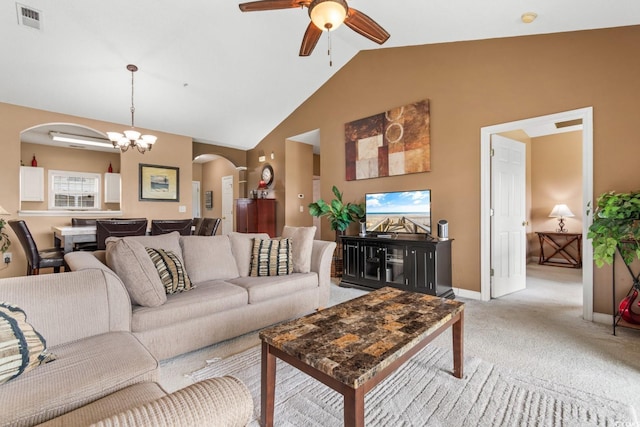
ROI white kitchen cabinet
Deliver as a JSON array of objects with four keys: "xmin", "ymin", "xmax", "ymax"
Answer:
[
  {"xmin": 104, "ymin": 172, "xmax": 121, "ymax": 204},
  {"xmin": 20, "ymin": 166, "xmax": 44, "ymax": 202}
]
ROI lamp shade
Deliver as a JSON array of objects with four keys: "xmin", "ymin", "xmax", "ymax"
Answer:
[
  {"xmin": 549, "ymin": 204, "xmax": 574, "ymax": 218},
  {"xmin": 0, "ymin": 205, "xmax": 9, "ymax": 215}
]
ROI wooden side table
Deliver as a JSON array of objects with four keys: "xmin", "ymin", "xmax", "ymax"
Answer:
[{"xmin": 536, "ymin": 231, "xmax": 582, "ymax": 268}]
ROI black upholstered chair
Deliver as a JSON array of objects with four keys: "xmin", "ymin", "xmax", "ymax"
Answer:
[
  {"xmin": 70, "ymin": 218, "xmax": 99, "ymax": 251},
  {"xmin": 197, "ymin": 218, "xmax": 221, "ymax": 236},
  {"xmin": 150, "ymin": 219, "xmax": 193, "ymax": 236},
  {"xmin": 8, "ymin": 220, "xmax": 66, "ymax": 275},
  {"xmin": 95, "ymin": 219, "xmax": 148, "ymax": 250}
]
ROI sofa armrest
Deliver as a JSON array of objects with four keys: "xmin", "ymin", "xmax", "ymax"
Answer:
[
  {"xmin": 90, "ymin": 376, "xmax": 253, "ymax": 427},
  {"xmin": 65, "ymin": 250, "xmax": 109, "ymax": 272},
  {"xmin": 0, "ymin": 269, "xmax": 131, "ymax": 346},
  {"xmin": 310, "ymin": 240, "xmax": 337, "ymax": 307}
]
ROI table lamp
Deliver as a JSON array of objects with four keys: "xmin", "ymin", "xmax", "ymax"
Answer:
[{"xmin": 549, "ymin": 204, "xmax": 574, "ymax": 233}]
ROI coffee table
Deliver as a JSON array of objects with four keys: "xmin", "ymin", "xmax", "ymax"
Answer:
[{"xmin": 259, "ymin": 286, "xmax": 465, "ymax": 427}]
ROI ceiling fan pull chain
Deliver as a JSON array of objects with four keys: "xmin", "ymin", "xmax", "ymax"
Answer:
[{"xmin": 328, "ymin": 29, "xmax": 333, "ymax": 67}]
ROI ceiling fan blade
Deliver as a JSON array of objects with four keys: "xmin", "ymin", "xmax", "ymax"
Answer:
[
  {"xmin": 239, "ymin": 0, "xmax": 306, "ymax": 12},
  {"xmin": 299, "ymin": 22, "xmax": 323, "ymax": 56},
  {"xmin": 344, "ymin": 8, "xmax": 390, "ymax": 45}
]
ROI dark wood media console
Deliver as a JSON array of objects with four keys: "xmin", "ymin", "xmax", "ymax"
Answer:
[{"xmin": 339, "ymin": 235, "xmax": 454, "ymax": 299}]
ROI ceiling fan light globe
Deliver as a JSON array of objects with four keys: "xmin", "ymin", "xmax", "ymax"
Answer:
[{"xmin": 309, "ymin": 0, "xmax": 347, "ymax": 31}]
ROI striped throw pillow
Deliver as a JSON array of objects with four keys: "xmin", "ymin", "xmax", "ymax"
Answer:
[
  {"xmin": 249, "ymin": 238, "xmax": 293, "ymax": 277},
  {"xmin": 0, "ymin": 302, "xmax": 55, "ymax": 385},
  {"xmin": 146, "ymin": 247, "xmax": 193, "ymax": 294}
]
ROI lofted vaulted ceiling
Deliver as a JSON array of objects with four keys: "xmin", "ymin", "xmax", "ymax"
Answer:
[{"xmin": 2, "ymin": 1, "xmax": 640, "ymax": 150}]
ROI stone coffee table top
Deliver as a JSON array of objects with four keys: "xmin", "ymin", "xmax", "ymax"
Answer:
[{"xmin": 259, "ymin": 286, "xmax": 465, "ymax": 388}]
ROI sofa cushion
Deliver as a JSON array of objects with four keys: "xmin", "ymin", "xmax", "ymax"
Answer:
[
  {"xmin": 106, "ymin": 239, "xmax": 167, "ymax": 307},
  {"xmin": 180, "ymin": 236, "xmax": 240, "ymax": 283},
  {"xmin": 131, "ymin": 281, "xmax": 248, "ymax": 332},
  {"xmin": 0, "ymin": 302, "xmax": 55, "ymax": 385},
  {"xmin": 228, "ymin": 232, "xmax": 270, "ymax": 277},
  {"xmin": 0, "ymin": 331, "xmax": 157, "ymax": 427},
  {"xmin": 282, "ymin": 225, "xmax": 316, "ymax": 273},
  {"xmin": 228, "ymin": 272, "xmax": 318, "ymax": 304},
  {"xmin": 110, "ymin": 232, "xmax": 184, "ymax": 263},
  {"xmin": 249, "ymin": 238, "xmax": 293, "ymax": 277},
  {"xmin": 146, "ymin": 247, "xmax": 193, "ymax": 294}
]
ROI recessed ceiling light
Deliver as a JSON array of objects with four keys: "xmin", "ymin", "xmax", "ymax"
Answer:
[{"xmin": 521, "ymin": 12, "xmax": 538, "ymax": 24}]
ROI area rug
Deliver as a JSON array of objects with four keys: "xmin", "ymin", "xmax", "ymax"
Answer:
[{"xmin": 189, "ymin": 345, "xmax": 637, "ymax": 427}]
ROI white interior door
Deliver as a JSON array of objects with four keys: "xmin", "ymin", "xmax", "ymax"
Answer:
[
  {"xmin": 192, "ymin": 181, "xmax": 201, "ymax": 218},
  {"xmin": 221, "ymin": 175, "xmax": 234, "ymax": 235},
  {"xmin": 491, "ymin": 134, "xmax": 526, "ymax": 298}
]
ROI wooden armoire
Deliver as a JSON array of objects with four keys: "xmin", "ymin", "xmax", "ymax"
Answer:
[{"xmin": 235, "ymin": 198, "xmax": 276, "ymax": 236}]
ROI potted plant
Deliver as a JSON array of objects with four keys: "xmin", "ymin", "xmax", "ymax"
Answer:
[
  {"xmin": 308, "ymin": 186, "xmax": 364, "ymax": 234},
  {"xmin": 588, "ymin": 190, "xmax": 640, "ymax": 267}
]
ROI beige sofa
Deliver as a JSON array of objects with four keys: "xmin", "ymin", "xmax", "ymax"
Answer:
[
  {"xmin": 65, "ymin": 231, "xmax": 336, "ymax": 360},
  {"xmin": 0, "ymin": 269, "xmax": 253, "ymax": 427}
]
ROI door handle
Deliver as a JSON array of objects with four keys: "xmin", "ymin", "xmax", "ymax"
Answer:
[{"xmin": 522, "ymin": 221, "xmax": 529, "ymax": 226}]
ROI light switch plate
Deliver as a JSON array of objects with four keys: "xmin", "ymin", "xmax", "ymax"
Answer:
[{"xmin": 178, "ymin": 205, "xmax": 186, "ymax": 213}]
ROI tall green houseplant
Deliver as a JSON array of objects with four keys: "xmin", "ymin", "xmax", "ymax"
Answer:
[
  {"xmin": 308, "ymin": 186, "xmax": 364, "ymax": 233},
  {"xmin": 588, "ymin": 191, "xmax": 640, "ymax": 267}
]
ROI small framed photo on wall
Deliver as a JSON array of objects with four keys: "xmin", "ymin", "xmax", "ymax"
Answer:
[{"xmin": 205, "ymin": 190, "xmax": 213, "ymax": 209}]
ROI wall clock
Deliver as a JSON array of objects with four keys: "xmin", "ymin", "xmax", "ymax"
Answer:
[{"xmin": 261, "ymin": 164, "xmax": 274, "ymax": 186}]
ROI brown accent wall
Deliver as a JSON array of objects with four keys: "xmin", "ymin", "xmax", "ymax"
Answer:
[
  {"xmin": 249, "ymin": 25, "xmax": 640, "ymax": 314},
  {"xmin": 200, "ymin": 158, "xmax": 240, "ymax": 220},
  {"xmin": 0, "ymin": 102, "xmax": 193, "ymax": 278},
  {"xmin": 284, "ymin": 140, "xmax": 314, "ymax": 228}
]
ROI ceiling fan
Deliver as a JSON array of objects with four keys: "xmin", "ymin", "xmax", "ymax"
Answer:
[{"xmin": 238, "ymin": 0, "xmax": 390, "ymax": 57}]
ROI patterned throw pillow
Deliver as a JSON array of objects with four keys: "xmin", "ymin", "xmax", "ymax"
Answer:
[
  {"xmin": 249, "ymin": 238, "xmax": 293, "ymax": 277},
  {"xmin": 146, "ymin": 248, "xmax": 193, "ymax": 294},
  {"xmin": 0, "ymin": 302, "xmax": 55, "ymax": 385}
]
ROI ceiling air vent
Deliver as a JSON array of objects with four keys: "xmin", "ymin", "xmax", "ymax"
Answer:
[{"xmin": 16, "ymin": 3, "xmax": 42, "ymax": 30}]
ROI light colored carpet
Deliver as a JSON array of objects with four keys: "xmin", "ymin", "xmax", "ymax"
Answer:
[
  {"xmin": 159, "ymin": 264, "xmax": 640, "ymax": 425},
  {"xmin": 189, "ymin": 344, "xmax": 636, "ymax": 427}
]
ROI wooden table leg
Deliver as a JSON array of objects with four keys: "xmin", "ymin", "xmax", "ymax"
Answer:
[
  {"xmin": 452, "ymin": 310, "xmax": 464, "ymax": 379},
  {"xmin": 343, "ymin": 386, "xmax": 365, "ymax": 427},
  {"xmin": 261, "ymin": 342, "xmax": 276, "ymax": 427}
]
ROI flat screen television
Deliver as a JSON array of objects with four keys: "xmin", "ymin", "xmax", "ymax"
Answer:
[{"xmin": 365, "ymin": 189, "xmax": 432, "ymax": 235}]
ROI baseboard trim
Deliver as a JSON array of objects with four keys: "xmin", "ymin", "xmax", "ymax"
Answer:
[
  {"xmin": 454, "ymin": 287, "xmax": 482, "ymax": 300},
  {"xmin": 592, "ymin": 311, "xmax": 613, "ymax": 325}
]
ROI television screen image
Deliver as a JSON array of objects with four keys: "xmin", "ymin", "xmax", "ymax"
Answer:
[{"xmin": 365, "ymin": 190, "xmax": 431, "ymax": 235}]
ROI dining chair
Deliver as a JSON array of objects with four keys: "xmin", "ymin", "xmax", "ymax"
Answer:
[
  {"xmin": 197, "ymin": 218, "xmax": 221, "ymax": 236},
  {"xmin": 95, "ymin": 219, "xmax": 148, "ymax": 250},
  {"xmin": 8, "ymin": 220, "xmax": 66, "ymax": 275},
  {"xmin": 70, "ymin": 218, "xmax": 99, "ymax": 251},
  {"xmin": 150, "ymin": 219, "xmax": 193, "ymax": 236}
]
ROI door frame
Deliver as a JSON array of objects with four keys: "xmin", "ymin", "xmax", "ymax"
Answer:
[{"xmin": 480, "ymin": 107, "xmax": 594, "ymax": 321}]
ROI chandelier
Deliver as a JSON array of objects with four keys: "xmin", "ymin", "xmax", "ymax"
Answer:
[{"xmin": 107, "ymin": 64, "xmax": 157, "ymax": 153}]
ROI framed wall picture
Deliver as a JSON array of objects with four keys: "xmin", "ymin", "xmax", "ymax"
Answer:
[
  {"xmin": 205, "ymin": 190, "xmax": 213, "ymax": 209},
  {"xmin": 139, "ymin": 163, "xmax": 179, "ymax": 202}
]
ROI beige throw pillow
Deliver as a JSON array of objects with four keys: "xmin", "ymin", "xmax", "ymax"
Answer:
[
  {"xmin": 281, "ymin": 225, "xmax": 316, "ymax": 273},
  {"xmin": 106, "ymin": 238, "xmax": 167, "ymax": 307},
  {"xmin": 180, "ymin": 236, "xmax": 240, "ymax": 283}
]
